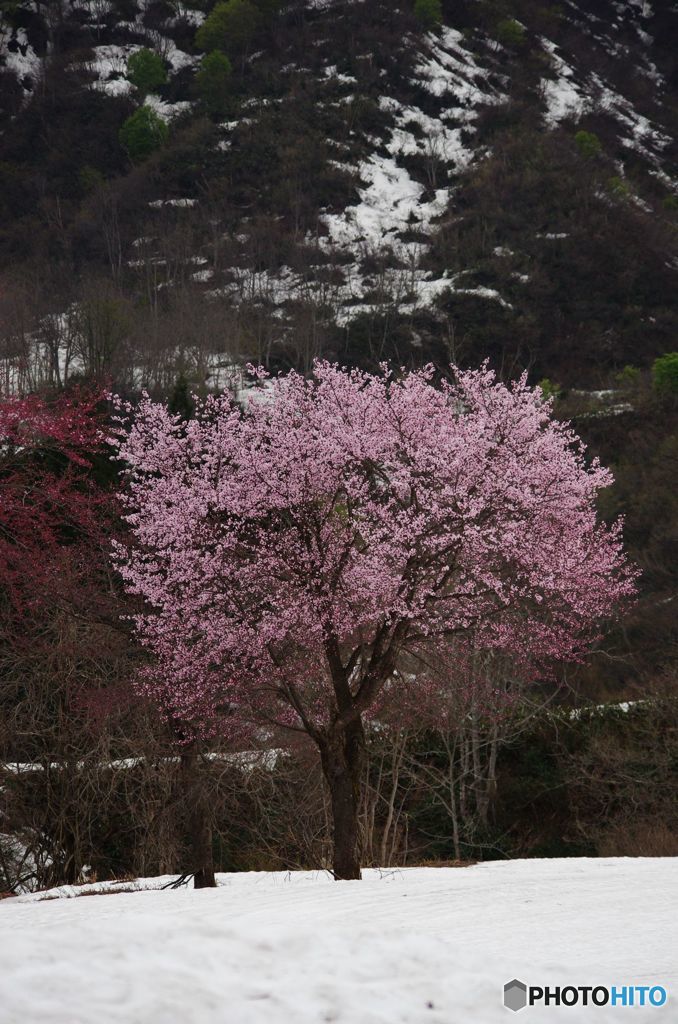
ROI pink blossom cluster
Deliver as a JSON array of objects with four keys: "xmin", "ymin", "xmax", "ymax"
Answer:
[
  {"xmin": 0, "ymin": 388, "xmax": 102, "ymax": 463},
  {"xmin": 0, "ymin": 387, "xmax": 106, "ymax": 617}
]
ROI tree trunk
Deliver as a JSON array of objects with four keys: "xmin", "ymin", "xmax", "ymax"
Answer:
[
  {"xmin": 180, "ymin": 748, "xmax": 216, "ymax": 889},
  {"xmin": 319, "ymin": 717, "xmax": 365, "ymax": 880}
]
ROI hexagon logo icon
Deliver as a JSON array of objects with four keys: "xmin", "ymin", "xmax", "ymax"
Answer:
[{"xmin": 504, "ymin": 979, "xmax": 527, "ymax": 1012}]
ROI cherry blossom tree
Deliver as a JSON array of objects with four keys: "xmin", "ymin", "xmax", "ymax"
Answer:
[{"xmin": 111, "ymin": 362, "xmax": 635, "ymax": 880}]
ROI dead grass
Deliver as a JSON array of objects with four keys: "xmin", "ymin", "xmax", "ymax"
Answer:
[{"xmin": 598, "ymin": 822, "xmax": 678, "ymax": 858}]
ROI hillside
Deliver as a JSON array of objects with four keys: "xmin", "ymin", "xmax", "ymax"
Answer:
[
  {"xmin": 1, "ymin": 0, "xmax": 677, "ymax": 390},
  {"xmin": 1, "ymin": 0, "xmax": 678, "ymax": 882}
]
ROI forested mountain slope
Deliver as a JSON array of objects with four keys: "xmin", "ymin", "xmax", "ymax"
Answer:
[{"xmin": 1, "ymin": 0, "xmax": 677, "ymax": 390}]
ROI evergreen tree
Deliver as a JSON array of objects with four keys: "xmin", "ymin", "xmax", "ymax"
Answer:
[
  {"xmin": 495, "ymin": 17, "xmax": 527, "ymax": 47},
  {"xmin": 168, "ymin": 374, "xmax": 196, "ymax": 421},
  {"xmin": 127, "ymin": 48, "xmax": 167, "ymax": 97},
  {"xmin": 652, "ymin": 353, "xmax": 678, "ymax": 399},
  {"xmin": 414, "ymin": 0, "xmax": 442, "ymax": 30},
  {"xmin": 574, "ymin": 130, "xmax": 602, "ymax": 160},
  {"xmin": 195, "ymin": 0, "xmax": 261, "ymax": 58},
  {"xmin": 195, "ymin": 51, "xmax": 233, "ymax": 119},
  {"xmin": 119, "ymin": 106, "xmax": 169, "ymax": 163}
]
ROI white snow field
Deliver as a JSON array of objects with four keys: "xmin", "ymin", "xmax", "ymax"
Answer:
[{"xmin": 1, "ymin": 858, "xmax": 676, "ymax": 1024}]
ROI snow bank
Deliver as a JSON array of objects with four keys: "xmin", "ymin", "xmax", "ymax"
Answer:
[
  {"xmin": 145, "ymin": 93, "xmax": 192, "ymax": 122},
  {"xmin": 1, "ymin": 859, "xmax": 675, "ymax": 1023},
  {"xmin": 3, "ymin": 28, "xmax": 42, "ymax": 90},
  {"xmin": 323, "ymin": 155, "xmax": 447, "ymax": 249},
  {"xmin": 413, "ymin": 26, "xmax": 497, "ymax": 105},
  {"xmin": 540, "ymin": 38, "xmax": 585, "ymax": 125}
]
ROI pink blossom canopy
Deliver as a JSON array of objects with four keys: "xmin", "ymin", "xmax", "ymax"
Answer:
[{"xmin": 111, "ymin": 363, "xmax": 635, "ymax": 736}]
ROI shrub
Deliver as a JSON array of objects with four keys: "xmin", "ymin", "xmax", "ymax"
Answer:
[
  {"xmin": 79, "ymin": 164, "xmax": 104, "ymax": 194},
  {"xmin": 607, "ymin": 175, "xmax": 630, "ymax": 198},
  {"xmin": 119, "ymin": 106, "xmax": 169, "ymax": 162},
  {"xmin": 537, "ymin": 377, "xmax": 560, "ymax": 400},
  {"xmin": 413, "ymin": 0, "xmax": 442, "ymax": 29},
  {"xmin": 495, "ymin": 18, "xmax": 526, "ymax": 47},
  {"xmin": 127, "ymin": 48, "xmax": 167, "ymax": 96},
  {"xmin": 195, "ymin": 0, "xmax": 261, "ymax": 56},
  {"xmin": 574, "ymin": 130, "xmax": 602, "ymax": 160},
  {"xmin": 652, "ymin": 353, "xmax": 678, "ymax": 398},
  {"xmin": 195, "ymin": 50, "xmax": 233, "ymax": 118},
  {"xmin": 615, "ymin": 365, "xmax": 641, "ymax": 390}
]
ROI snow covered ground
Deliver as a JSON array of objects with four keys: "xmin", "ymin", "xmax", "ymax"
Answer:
[{"xmin": 1, "ymin": 858, "xmax": 676, "ymax": 1023}]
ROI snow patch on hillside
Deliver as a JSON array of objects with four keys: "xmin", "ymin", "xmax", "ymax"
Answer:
[
  {"xmin": 540, "ymin": 39, "xmax": 585, "ymax": 124},
  {"xmin": 323, "ymin": 155, "xmax": 447, "ymax": 249},
  {"xmin": 380, "ymin": 95, "xmax": 475, "ymax": 167},
  {"xmin": 79, "ymin": 41, "xmax": 195, "ymax": 96},
  {"xmin": 2, "ymin": 28, "xmax": 42, "ymax": 91},
  {"xmin": 537, "ymin": 18, "xmax": 672, "ymax": 162},
  {"xmin": 590, "ymin": 73, "xmax": 671, "ymax": 159},
  {"xmin": 311, "ymin": 29, "xmax": 505, "ymax": 320},
  {"xmin": 413, "ymin": 26, "xmax": 497, "ymax": 104},
  {"xmin": 85, "ymin": 44, "xmax": 135, "ymax": 95},
  {"xmin": 145, "ymin": 93, "xmax": 192, "ymax": 122}
]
